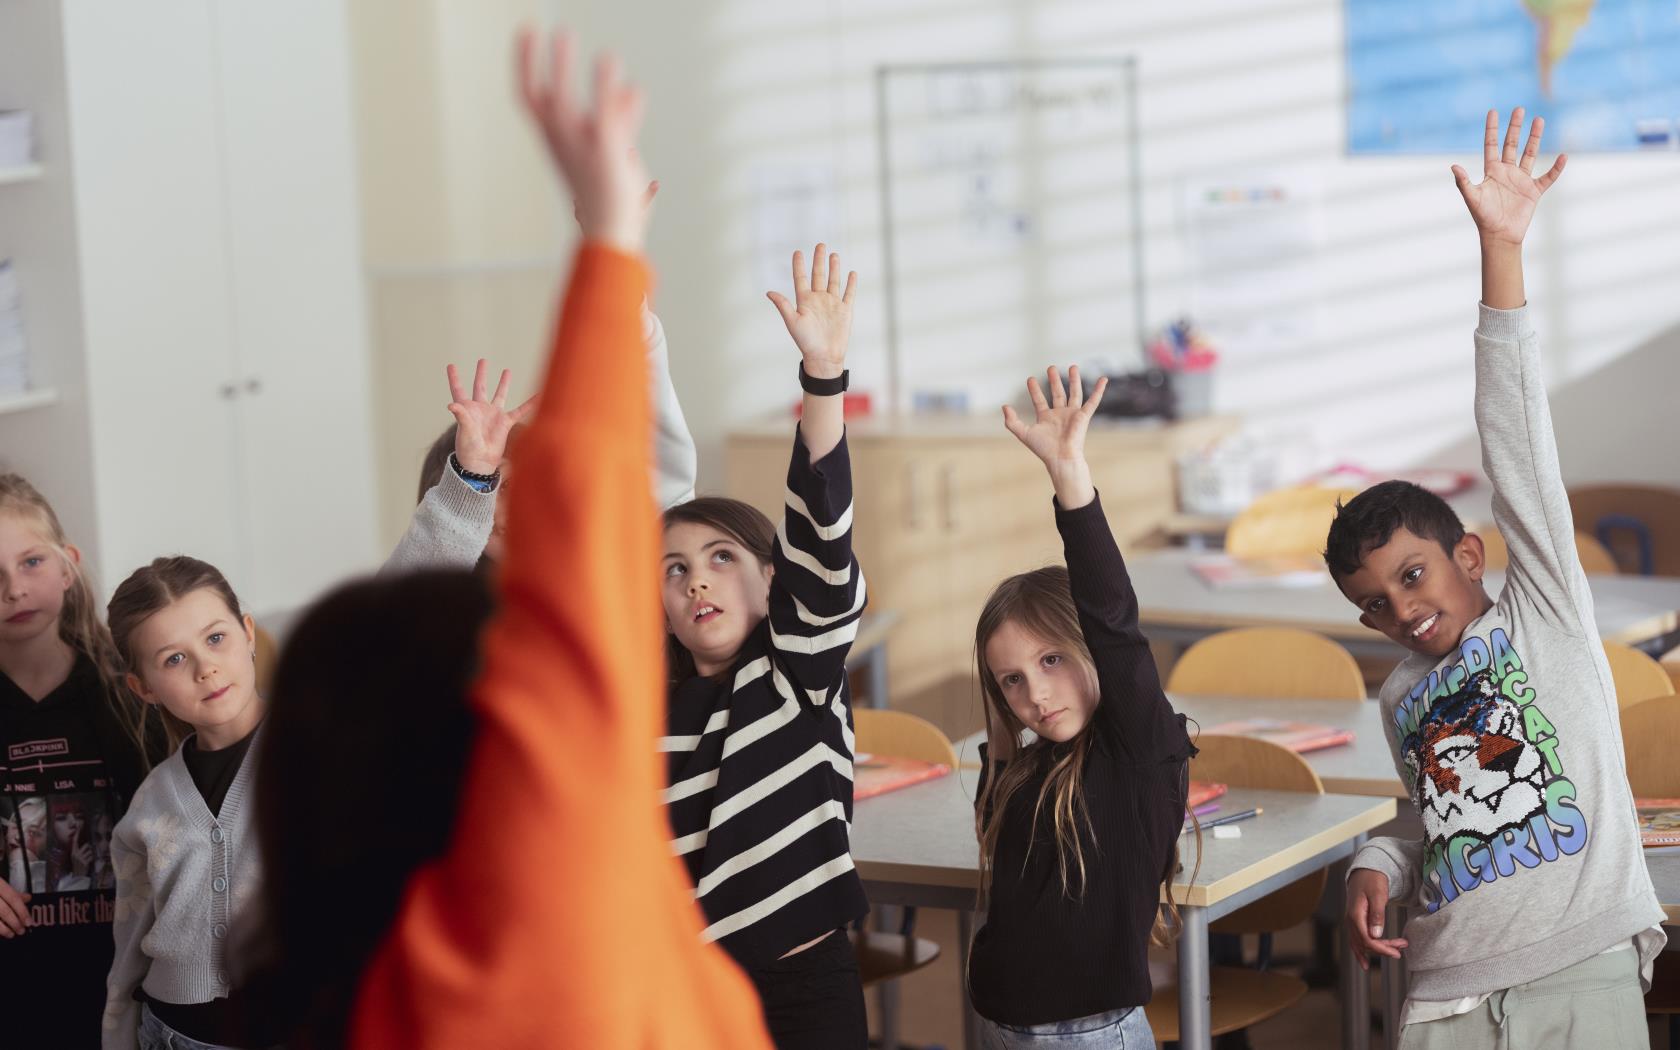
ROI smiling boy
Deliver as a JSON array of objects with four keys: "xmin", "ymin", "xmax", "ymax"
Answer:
[{"xmin": 1324, "ymin": 110, "xmax": 1665, "ymax": 1048}]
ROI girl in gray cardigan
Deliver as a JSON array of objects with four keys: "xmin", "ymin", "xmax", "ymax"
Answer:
[{"xmin": 102, "ymin": 558, "xmax": 269, "ymax": 1050}]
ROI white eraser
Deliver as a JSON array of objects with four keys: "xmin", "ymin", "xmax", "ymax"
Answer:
[{"xmin": 1213, "ymin": 825, "xmax": 1242, "ymax": 840}]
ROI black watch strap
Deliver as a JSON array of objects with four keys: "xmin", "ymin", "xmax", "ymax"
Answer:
[{"xmin": 798, "ymin": 364, "xmax": 849, "ymax": 396}]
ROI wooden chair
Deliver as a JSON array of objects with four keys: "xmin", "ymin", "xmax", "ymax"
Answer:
[
  {"xmin": 1473, "ymin": 524, "xmax": 1619, "ymax": 575},
  {"xmin": 1225, "ymin": 486, "xmax": 1363, "ymax": 561},
  {"xmin": 1616, "ymin": 695, "xmax": 1680, "ymax": 1035},
  {"xmin": 1145, "ymin": 735, "xmax": 1323, "ymax": 1041},
  {"xmin": 1166, "ymin": 627, "xmax": 1365, "ymax": 702},
  {"xmin": 1661, "ymin": 644, "xmax": 1680, "ymax": 696},
  {"xmin": 253, "ymin": 624, "xmax": 277, "ymax": 696},
  {"xmin": 1567, "ymin": 484, "xmax": 1680, "ymax": 576},
  {"xmin": 849, "ymin": 709, "xmax": 948, "ymax": 1048},
  {"xmin": 1603, "ymin": 641, "xmax": 1675, "ymax": 709}
]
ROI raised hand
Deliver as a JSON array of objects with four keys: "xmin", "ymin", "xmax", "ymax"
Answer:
[
  {"xmin": 1003, "ymin": 366, "xmax": 1106, "ymax": 510},
  {"xmin": 1451, "ymin": 108, "xmax": 1567, "ymax": 248},
  {"xmin": 446, "ymin": 360, "xmax": 536, "ymax": 475},
  {"xmin": 516, "ymin": 27, "xmax": 650, "ymax": 253},
  {"xmin": 766, "ymin": 243, "xmax": 857, "ymax": 380}
]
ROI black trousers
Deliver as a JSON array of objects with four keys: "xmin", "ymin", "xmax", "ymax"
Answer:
[{"xmin": 744, "ymin": 930, "xmax": 868, "ymax": 1050}]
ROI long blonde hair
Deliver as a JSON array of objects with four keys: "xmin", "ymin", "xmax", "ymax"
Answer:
[
  {"xmin": 973, "ymin": 565, "xmax": 1196, "ymax": 947},
  {"xmin": 0, "ymin": 474, "xmax": 171, "ymax": 766}
]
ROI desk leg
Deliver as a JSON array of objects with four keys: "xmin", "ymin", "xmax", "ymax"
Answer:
[
  {"xmin": 1336, "ymin": 845, "xmax": 1370, "ymax": 1050},
  {"xmin": 1177, "ymin": 905, "xmax": 1212, "ymax": 1050},
  {"xmin": 866, "ymin": 642, "xmax": 890, "ymax": 709},
  {"xmin": 1380, "ymin": 904, "xmax": 1407, "ymax": 1050},
  {"xmin": 957, "ymin": 909, "xmax": 979, "ymax": 1050}
]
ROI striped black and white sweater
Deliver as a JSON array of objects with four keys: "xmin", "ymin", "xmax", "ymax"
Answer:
[{"xmin": 661, "ymin": 427, "xmax": 869, "ymax": 967}]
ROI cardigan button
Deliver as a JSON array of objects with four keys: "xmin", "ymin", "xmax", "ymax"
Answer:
[
  {"xmin": 213, "ymin": 877, "xmax": 227, "ymax": 893},
  {"xmin": 213, "ymin": 923, "xmax": 227, "ymax": 939},
  {"xmin": 210, "ymin": 827, "xmax": 224, "ymax": 844}
]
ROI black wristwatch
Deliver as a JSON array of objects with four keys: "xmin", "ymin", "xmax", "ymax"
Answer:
[
  {"xmin": 450, "ymin": 453, "xmax": 501, "ymax": 493},
  {"xmin": 798, "ymin": 363, "xmax": 849, "ymax": 396}
]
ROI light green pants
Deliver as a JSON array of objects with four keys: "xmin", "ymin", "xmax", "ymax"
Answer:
[{"xmin": 1398, "ymin": 948, "xmax": 1648, "ymax": 1050}]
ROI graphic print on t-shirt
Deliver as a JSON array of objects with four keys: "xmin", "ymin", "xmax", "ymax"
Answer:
[
  {"xmin": 2, "ymin": 734, "xmax": 120, "ymax": 927},
  {"xmin": 1389, "ymin": 627, "xmax": 1588, "ymax": 913}
]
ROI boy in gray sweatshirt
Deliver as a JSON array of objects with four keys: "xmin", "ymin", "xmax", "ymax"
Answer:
[{"xmin": 1325, "ymin": 108, "xmax": 1665, "ymax": 1047}]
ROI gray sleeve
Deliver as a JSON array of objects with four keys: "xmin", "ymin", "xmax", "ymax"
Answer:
[
  {"xmin": 381, "ymin": 468, "xmax": 497, "ymax": 574},
  {"xmin": 646, "ymin": 307, "xmax": 698, "ymax": 509},
  {"xmin": 1349, "ymin": 836, "xmax": 1425, "ymax": 906},
  {"xmin": 1473, "ymin": 303, "xmax": 1594, "ymax": 631},
  {"xmin": 102, "ymin": 819, "xmax": 150, "ymax": 1050}
]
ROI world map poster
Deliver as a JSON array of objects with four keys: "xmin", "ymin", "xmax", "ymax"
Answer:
[{"xmin": 1348, "ymin": 0, "xmax": 1680, "ymax": 152}]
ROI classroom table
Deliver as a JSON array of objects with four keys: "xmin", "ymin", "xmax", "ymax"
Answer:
[
  {"xmin": 957, "ymin": 695, "xmax": 1405, "ymax": 797},
  {"xmin": 851, "ymin": 773, "xmax": 1396, "ymax": 1050},
  {"xmin": 1124, "ymin": 549, "xmax": 1680, "ymax": 658}
]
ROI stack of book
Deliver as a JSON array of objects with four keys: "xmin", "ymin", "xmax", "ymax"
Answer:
[
  {"xmin": 1204, "ymin": 716, "xmax": 1355, "ymax": 753},
  {"xmin": 1636, "ymin": 798, "xmax": 1680, "ymax": 855},
  {"xmin": 0, "ymin": 261, "xmax": 31, "ymax": 398}
]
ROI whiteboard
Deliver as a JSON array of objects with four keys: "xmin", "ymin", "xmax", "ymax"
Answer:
[{"xmin": 875, "ymin": 59, "xmax": 1146, "ymax": 415}]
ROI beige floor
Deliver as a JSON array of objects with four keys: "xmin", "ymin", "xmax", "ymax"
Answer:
[{"xmin": 866, "ymin": 909, "xmax": 1673, "ymax": 1049}]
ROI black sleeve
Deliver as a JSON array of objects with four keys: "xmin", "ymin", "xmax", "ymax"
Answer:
[{"xmin": 1054, "ymin": 493, "xmax": 1194, "ymax": 764}]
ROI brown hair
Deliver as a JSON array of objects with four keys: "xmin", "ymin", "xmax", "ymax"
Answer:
[
  {"xmin": 0, "ymin": 474, "xmax": 165, "ymax": 766},
  {"xmin": 417, "ymin": 425, "xmax": 457, "ymax": 505},
  {"xmin": 660, "ymin": 497, "xmax": 775, "ymax": 682},
  {"xmin": 106, "ymin": 556, "xmax": 247, "ymax": 748},
  {"xmin": 973, "ymin": 565, "xmax": 1195, "ymax": 947}
]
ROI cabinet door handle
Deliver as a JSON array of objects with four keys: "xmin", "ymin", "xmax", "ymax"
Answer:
[
  {"xmin": 219, "ymin": 383, "xmax": 239, "ymax": 400},
  {"xmin": 245, "ymin": 377, "xmax": 263, "ymax": 395},
  {"xmin": 940, "ymin": 462, "xmax": 958, "ymax": 532},
  {"xmin": 905, "ymin": 463, "xmax": 926, "ymax": 530}
]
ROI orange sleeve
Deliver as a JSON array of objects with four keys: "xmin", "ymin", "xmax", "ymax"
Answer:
[{"xmin": 349, "ymin": 245, "xmax": 773, "ymax": 1050}]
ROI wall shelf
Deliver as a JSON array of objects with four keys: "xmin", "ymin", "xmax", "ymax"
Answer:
[
  {"xmin": 0, "ymin": 388, "xmax": 58, "ymax": 415},
  {"xmin": 0, "ymin": 164, "xmax": 44, "ymax": 186}
]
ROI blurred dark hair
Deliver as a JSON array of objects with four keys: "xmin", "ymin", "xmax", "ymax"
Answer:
[
  {"xmin": 416, "ymin": 425, "xmax": 457, "ymax": 505},
  {"xmin": 1323, "ymin": 480, "xmax": 1465, "ymax": 582},
  {"xmin": 246, "ymin": 569, "xmax": 492, "ymax": 1049},
  {"xmin": 660, "ymin": 497, "xmax": 775, "ymax": 683}
]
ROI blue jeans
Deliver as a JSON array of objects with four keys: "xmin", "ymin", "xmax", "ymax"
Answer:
[
  {"xmin": 137, "ymin": 1004, "xmax": 242, "ymax": 1050},
  {"xmin": 978, "ymin": 1006, "xmax": 1154, "ymax": 1049}
]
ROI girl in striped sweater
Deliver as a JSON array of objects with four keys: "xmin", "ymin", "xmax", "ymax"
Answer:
[{"xmin": 659, "ymin": 245, "xmax": 869, "ymax": 1049}]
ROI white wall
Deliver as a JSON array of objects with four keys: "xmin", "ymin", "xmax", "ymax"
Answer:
[{"xmin": 351, "ymin": 0, "xmax": 1680, "ymax": 539}]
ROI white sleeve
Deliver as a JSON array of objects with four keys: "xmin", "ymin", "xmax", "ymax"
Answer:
[{"xmin": 646, "ymin": 307, "xmax": 698, "ymax": 509}]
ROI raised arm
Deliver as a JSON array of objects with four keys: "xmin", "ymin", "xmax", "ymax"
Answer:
[
  {"xmin": 646, "ymin": 306, "xmax": 699, "ymax": 508},
  {"xmin": 1002, "ymin": 367, "xmax": 1187, "ymax": 762},
  {"xmin": 349, "ymin": 31, "xmax": 770, "ymax": 1050},
  {"xmin": 764, "ymin": 246, "xmax": 865, "ymax": 697},
  {"xmin": 1453, "ymin": 109, "xmax": 1590, "ymax": 620}
]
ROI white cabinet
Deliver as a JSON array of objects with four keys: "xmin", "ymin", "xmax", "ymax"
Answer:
[{"xmin": 0, "ymin": 0, "xmax": 376, "ymax": 613}]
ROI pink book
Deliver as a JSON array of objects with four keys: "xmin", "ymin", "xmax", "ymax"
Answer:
[
  {"xmin": 1636, "ymin": 798, "xmax": 1680, "ymax": 848},
  {"xmin": 853, "ymin": 754, "xmax": 951, "ymax": 801},
  {"xmin": 1204, "ymin": 717, "xmax": 1355, "ymax": 754},
  {"xmin": 1187, "ymin": 780, "xmax": 1227, "ymax": 809}
]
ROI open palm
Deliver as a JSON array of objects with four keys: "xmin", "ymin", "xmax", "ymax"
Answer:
[
  {"xmin": 766, "ymin": 243, "xmax": 857, "ymax": 378},
  {"xmin": 446, "ymin": 359, "xmax": 535, "ymax": 475},
  {"xmin": 1002, "ymin": 366, "xmax": 1108, "ymax": 468},
  {"xmin": 1452, "ymin": 108, "xmax": 1566, "ymax": 247}
]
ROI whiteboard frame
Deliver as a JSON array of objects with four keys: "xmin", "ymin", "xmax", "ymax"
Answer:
[{"xmin": 873, "ymin": 57, "xmax": 1148, "ymax": 417}]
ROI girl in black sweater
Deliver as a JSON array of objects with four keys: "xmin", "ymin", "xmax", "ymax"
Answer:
[{"xmin": 968, "ymin": 367, "xmax": 1199, "ymax": 1048}]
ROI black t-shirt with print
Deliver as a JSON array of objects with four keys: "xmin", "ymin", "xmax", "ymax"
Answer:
[{"xmin": 1, "ymin": 655, "xmax": 129, "ymax": 1050}]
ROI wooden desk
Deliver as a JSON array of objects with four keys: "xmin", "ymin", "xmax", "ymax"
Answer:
[
  {"xmin": 852, "ymin": 775, "xmax": 1395, "ymax": 1050},
  {"xmin": 958, "ymin": 695, "xmax": 1405, "ymax": 798},
  {"xmin": 1126, "ymin": 549, "xmax": 1680, "ymax": 658}
]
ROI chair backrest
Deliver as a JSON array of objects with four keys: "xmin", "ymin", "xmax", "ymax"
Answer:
[
  {"xmin": 1190, "ymin": 734, "xmax": 1324, "ymax": 934},
  {"xmin": 1603, "ymin": 641, "xmax": 1675, "ymax": 708},
  {"xmin": 853, "ymin": 709, "xmax": 957, "ymax": 767},
  {"xmin": 1567, "ymin": 484, "xmax": 1680, "ymax": 576},
  {"xmin": 1166, "ymin": 627, "xmax": 1365, "ymax": 701},
  {"xmin": 254, "ymin": 623, "xmax": 277, "ymax": 696},
  {"xmin": 1474, "ymin": 524, "xmax": 1618, "ymax": 575},
  {"xmin": 1226, "ymin": 486, "xmax": 1362, "ymax": 561},
  {"xmin": 1660, "ymin": 644, "xmax": 1680, "ymax": 697},
  {"xmin": 1619, "ymin": 695, "xmax": 1680, "ymax": 797}
]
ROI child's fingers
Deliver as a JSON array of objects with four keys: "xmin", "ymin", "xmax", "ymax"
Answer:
[
  {"xmin": 508, "ymin": 395, "xmax": 538, "ymax": 424},
  {"xmin": 1067, "ymin": 365, "xmax": 1084, "ymax": 406},
  {"xmin": 1081, "ymin": 376, "xmax": 1109, "ymax": 417},
  {"xmin": 1001, "ymin": 404, "xmax": 1026, "ymax": 438},
  {"xmin": 1519, "ymin": 116, "xmax": 1543, "ymax": 173},
  {"xmin": 446, "ymin": 363, "xmax": 469, "ymax": 405},
  {"xmin": 591, "ymin": 52, "xmax": 620, "ymax": 119},
  {"xmin": 766, "ymin": 290, "xmax": 796, "ymax": 327},
  {"xmin": 1046, "ymin": 366, "xmax": 1067, "ymax": 408},
  {"xmin": 790, "ymin": 250, "xmax": 809, "ymax": 293},
  {"xmin": 0, "ymin": 885, "xmax": 29, "ymax": 935},
  {"xmin": 491, "ymin": 368, "xmax": 512, "ymax": 407},
  {"xmin": 1482, "ymin": 109, "xmax": 1499, "ymax": 171},
  {"xmin": 549, "ymin": 31, "xmax": 577, "ymax": 126},
  {"xmin": 1535, "ymin": 153, "xmax": 1567, "ymax": 193},
  {"xmin": 472, "ymin": 359, "xmax": 490, "ymax": 402},
  {"xmin": 515, "ymin": 27, "xmax": 544, "ymax": 116},
  {"xmin": 841, "ymin": 271, "xmax": 858, "ymax": 305},
  {"xmin": 644, "ymin": 179, "xmax": 660, "ymax": 207},
  {"xmin": 810, "ymin": 243, "xmax": 829, "ymax": 293},
  {"xmin": 1501, "ymin": 107, "xmax": 1524, "ymax": 166},
  {"xmin": 827, "ymin": 253, "xmax": 841, "ymax": 294},
  {"xmin": 1026, "ymin": 376, "xmax": 1050, "ymax": 414}
]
